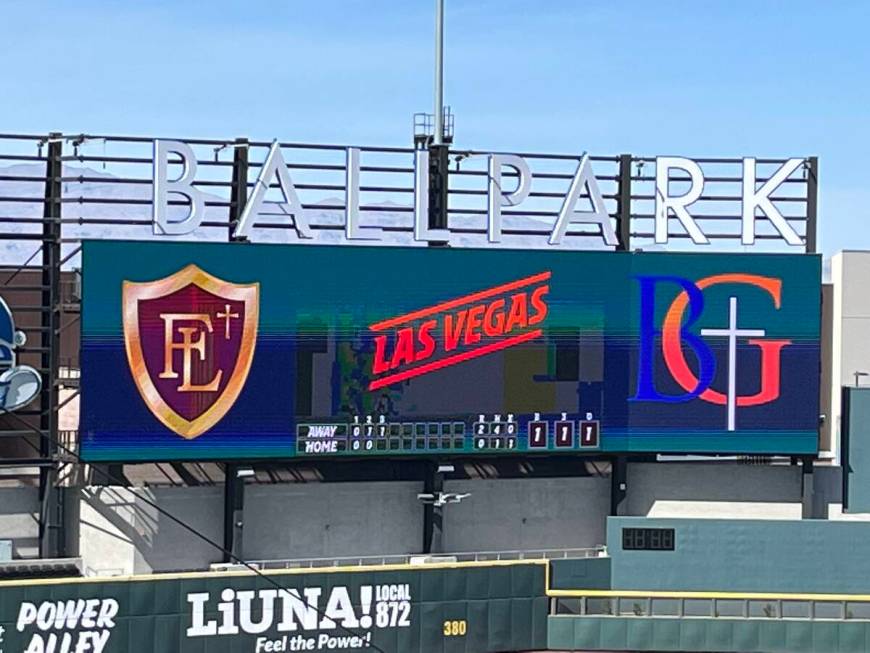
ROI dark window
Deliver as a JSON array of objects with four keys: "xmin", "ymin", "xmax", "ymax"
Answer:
[{"xmin": 622, "ymin": 527, "xmax": 675, "ymax": 551}]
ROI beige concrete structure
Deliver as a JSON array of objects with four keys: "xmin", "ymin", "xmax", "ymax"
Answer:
[{"xmin": 830, "ymin": 251, "xmax": 870, "ymax": 463}]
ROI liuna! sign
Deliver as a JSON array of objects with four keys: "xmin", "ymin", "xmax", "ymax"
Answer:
[{"xmin": 151, "ymin": 140, "xmax": 810, "ymax": 249}]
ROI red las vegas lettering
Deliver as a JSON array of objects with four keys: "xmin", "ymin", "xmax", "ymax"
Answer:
[{"xmin": 368, "ymin": 272, "xmax": 550, "ymax": 390}]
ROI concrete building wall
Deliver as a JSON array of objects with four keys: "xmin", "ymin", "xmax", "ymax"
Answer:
[
  {"xmin": 242, "ymin": 481, "xmax": 423, "ymax": 560},
  {"xmin": 78, "ymin": 487, "xmax": 136, "ymax": 576},
  {"xmin": 810, "ymin": 463, "xmax": 870, "ymax": 521},
  {"xmin": 79, "ymin": 486, "xmax": 223, "ymax": 576},
  {"xmin": 131, "ymin": 486, "xmax": 224, "ymax": 573},
  {"xmin": 442, "ymin": 477, "xmax": 611, "ymax": 552},
  {"xmin": 0, "ymin": 486, "xmax": 39, "ymax": 559},
  {"xmin": 820, "ymin": 282, "xmax": 834, "ymax": 455},
  {"xmin": 830, "ymin": 251, "xmax": 870, "ymax": 464},
  {"xmin": 61, "ymin": 461, "xmax": 858, "ymax": 574},
  {"xmin": 625, "ymin": 462, "xmax": 803, "ymax": 520}
]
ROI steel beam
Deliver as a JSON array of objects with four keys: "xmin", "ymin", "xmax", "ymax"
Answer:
[
  {"xmin": 427, "ymin": 144, "xmax": 449, "ymax": 246},
  {"xmin": 39, "ymin": 132, "xmax": 64, "ymax": 558},
  {"xmin": 610, "ymin": 456, "xmax": 627, "ymax": 516},
  {"xmin": 422, "ymin": 463, "xmax": 444, "ymax": 554},
  {"xmin": 805, "ymin": 156, "xmax": 819, "ymax": 253},
  {"xmin": 223, "ymin": 464, "xmax": 246, "ymax": 562},
  {"xmin": 229, "ymin": 138, "xmax": 249, "ymax": 242},
  {"xmin": 616, "ymin": 154, "xmax": 632, "ymax": 251},
  {"xmin": 802, "ymin": 456, "xmax": 816, "ymax": 519}
]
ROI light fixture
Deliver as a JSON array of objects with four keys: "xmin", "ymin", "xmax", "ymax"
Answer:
[
  {"xmin": 236, "ymin": 467, "xmax": 255, "ymax": 479},
  {"xmin": 417, "ymin": 492, "xmax": 471, "ymax": 507}
]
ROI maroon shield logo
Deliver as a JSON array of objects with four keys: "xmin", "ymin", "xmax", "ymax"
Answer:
[{"xmin": 123, "ymin": 265, "xmax": 259, "ymax": 439}]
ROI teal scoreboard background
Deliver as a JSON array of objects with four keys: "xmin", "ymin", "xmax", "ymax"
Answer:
[{"xmin": 80, "ymin": 241, "xmax": 821, "ymax": 462}]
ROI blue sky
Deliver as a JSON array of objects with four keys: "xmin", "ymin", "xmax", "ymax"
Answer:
[{"xmin": 1, "ymin": 0, "xmax": 868, "ymax": 255}]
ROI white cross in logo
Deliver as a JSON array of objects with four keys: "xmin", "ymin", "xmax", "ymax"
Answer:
[{"xmin": 700, "ymin": 296, "xmax": 765, "ymax": 431}]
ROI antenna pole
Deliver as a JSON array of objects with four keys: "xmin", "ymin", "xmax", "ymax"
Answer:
[{"xmin": 433, "ymin": 0, "xmax": 445, "ymax": 145}]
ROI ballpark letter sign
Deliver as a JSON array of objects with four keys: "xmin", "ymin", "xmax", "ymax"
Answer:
[{"xmin": 150, "ymin": 141, "xmax": 810, "ymax": 249}]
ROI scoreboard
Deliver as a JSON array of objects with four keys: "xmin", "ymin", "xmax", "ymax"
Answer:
[
  {"xmin": 295, "ymin": 413, "xmax": 601, "ymax": 456},
  {"xmin": 79, "ymin": 241, "xmax": 821, "ymax": 462}
]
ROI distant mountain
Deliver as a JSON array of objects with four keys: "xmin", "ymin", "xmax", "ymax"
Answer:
[{"xmin": 0, "ymin": 163, "xmax": 614, "ymax": 268}]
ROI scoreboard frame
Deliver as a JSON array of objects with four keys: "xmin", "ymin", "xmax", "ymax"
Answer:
[{"xmin": 79, "ymin": 240, "xmax": 821, "ymax": 463}]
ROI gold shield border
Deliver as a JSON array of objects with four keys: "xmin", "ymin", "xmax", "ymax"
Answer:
[{"xmin": 122, "ymin": 264, "xmax": 259, "ymax": 439}]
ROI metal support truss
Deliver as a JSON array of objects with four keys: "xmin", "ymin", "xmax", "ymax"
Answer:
[{"xmin": 39, "ymin": 133, "xmax": 64, "ymax": 558}]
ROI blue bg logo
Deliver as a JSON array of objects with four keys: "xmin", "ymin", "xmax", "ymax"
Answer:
[
  {"xmin": 0, "ymin": 297, "xmax": 41, "ymax": 411},
  {"xmin": 632, "ymin": 273, "xmax": 790, "ymax": 432}
]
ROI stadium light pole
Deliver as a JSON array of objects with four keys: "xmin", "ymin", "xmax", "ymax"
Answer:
[{"xmin": 433, "ymin": 0, "xmax": 445, "ymax": 145}]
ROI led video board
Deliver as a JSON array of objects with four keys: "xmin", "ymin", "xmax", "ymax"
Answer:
[{"xmin": 79, "ymin": 241, "xmax": 821, "ymax": 461}]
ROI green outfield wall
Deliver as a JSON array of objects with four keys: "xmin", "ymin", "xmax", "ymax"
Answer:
[
  {"xmin": 0, "ymin": 561, "xmax": 547, "ymax": 653},
  {"xmin": 607, "ymin": 517, "xmax": 870, "ymax": 594},
  {"xmin": 548, "ymin": 616, "xmax": 870, "ymax": 653}
]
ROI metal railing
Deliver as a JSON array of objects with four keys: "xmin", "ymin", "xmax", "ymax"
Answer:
[
  {"xmin": 250, "ymin": 546, "xmax": 605, "ymax": 570},
  {"xmin": 553, "ymin": 594, "xmax": 870, "ymax": 622},
  {"xmin": 0, "ymin": 132, "xmax": 818, "ymax": 269}
]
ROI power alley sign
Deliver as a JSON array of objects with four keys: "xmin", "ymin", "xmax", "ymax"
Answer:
[{"xmin": 151, "ymin": 140, "xmax": 812, "ymax": 248}]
